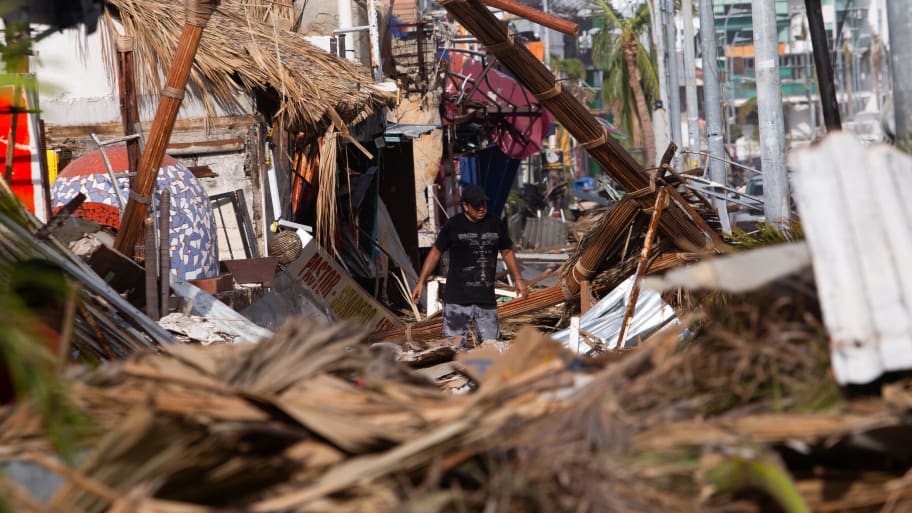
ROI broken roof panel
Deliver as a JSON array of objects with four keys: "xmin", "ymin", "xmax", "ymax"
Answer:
[{"xmin": 790, "ymin": 133, "xmax": 912, "ymax": 385}]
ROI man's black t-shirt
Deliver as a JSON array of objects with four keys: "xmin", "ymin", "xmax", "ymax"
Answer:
[{"xmin": 434, "ymin": 214, "xmax": 513, "ymax": 306}]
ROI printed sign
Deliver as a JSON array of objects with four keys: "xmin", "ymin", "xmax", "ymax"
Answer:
[{"xmin": 286, "ymin": 231, "xmax": 402, "ymax": 332}]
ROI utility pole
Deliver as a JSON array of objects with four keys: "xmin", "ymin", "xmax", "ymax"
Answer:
[
  {"xmin": 682, "ymin": 0, "xmax": 699, "ymax": 161},
  {"xmin": 751, "ymin": 0, "xmax": 790, "ymax": 228},
  {"xmin": 649, "ymin": 0, "xmax": 670, "ymax": 165},
  {"xmin": 699, "ymin": 0, "xmax": 732, "ymax": 234},
  {"xmin": 367, "ymin": 0, "xmax": 383, "ymax": 81},
  {"xmin": 542, "ymin": 0, "xmax": 550, "ymax": 68},
  {"xmin": 887, "ymin": 1, "xmax": 912, "ymax": 140},
  {"xmin": 805, "ymin": 0, "xmax": 841, "ymax": 131},
  {"xmin": 663, "ymin": 0, "xmax": 682, "ymax": 169}
]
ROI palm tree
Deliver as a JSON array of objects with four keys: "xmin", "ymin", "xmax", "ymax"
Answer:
[{"xmin": 591, "ymin": 0, "xmax": 659, "ymax": 169}]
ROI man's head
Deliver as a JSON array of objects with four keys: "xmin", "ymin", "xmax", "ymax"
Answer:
[{"xmin": 461, "ymin": 184, "xmax": 488, "ymax": 222}]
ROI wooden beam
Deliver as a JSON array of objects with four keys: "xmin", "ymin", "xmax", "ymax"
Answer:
[
  {"xmin": 480, "ymin": 0, "xmax": 578, "ymax": 35},
  {"xmin": 114, "ymin": 0, "xmax": 218, "ymax": 257}
]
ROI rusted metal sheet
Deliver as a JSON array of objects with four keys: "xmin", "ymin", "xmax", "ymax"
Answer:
[{"xmin": 221, "ymin": 257, "xmax": 279, "ymax": 284}]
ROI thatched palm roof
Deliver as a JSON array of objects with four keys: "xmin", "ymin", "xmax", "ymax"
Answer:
[{"xmin": 101, "ymin": 0, "xmax": 395, "ymax": 135}]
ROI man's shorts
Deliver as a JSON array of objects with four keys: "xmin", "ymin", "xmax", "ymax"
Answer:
[{"xmin": 443, "ymin": 303, "xmax": 500, "ymax": 342}]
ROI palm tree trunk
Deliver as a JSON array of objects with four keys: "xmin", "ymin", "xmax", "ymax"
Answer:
[{"xmin": 625, "ymin": 42, "xmax": 656, "ymax": 168}]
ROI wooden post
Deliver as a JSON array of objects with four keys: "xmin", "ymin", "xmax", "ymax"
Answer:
[
  {"xmin": 3, "ymin": 85, "xmax": 21, "ymax": 184},
  {"xmin": 480, "ymin": 0, "xmax": 578, "ymax": 36},
  {"xmin": 116, "ymin": 34, "xmax": 142, "ymax": 185},
  {"xmin": 114, "ymin": 0, "xmax": 218, "ymax": 257},
  {"xmin": 159, "ymin": 189, "xmax": 171, "ymax": 317},
  {"xmin": 579, "ymin": 279, "xmax": 593, "ymax": 315},
  {"xmin": 616, "ymin": 187, "xmax": 668, "ymax": 350},
  {"xmin": 144, "ymin": 217, "xmax": 160, "ymax": 320}
]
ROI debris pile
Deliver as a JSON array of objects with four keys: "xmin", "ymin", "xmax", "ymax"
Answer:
[{"xmin": 5, "ymin": 260, "xmax": 912, "ymax": 513}]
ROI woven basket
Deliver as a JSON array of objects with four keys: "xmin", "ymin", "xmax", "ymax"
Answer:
[{"xmin": 268, "ymin": 231, "xmax": 303, "ymax": 264}]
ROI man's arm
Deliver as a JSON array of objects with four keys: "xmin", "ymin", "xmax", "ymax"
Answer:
[
  {"xmin": 500, "ymin": 248, "xmax": 527, "ymax": 299},
  {"xmin": 411, "ymin": 246, "xmax": 443, "ymax": 302}
]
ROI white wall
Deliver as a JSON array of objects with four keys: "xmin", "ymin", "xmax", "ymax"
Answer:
[
  {"xmin": 31, "ymin": 26, "xmax": 262, "ymax": 262},
  {"xmin": 31, "ymin": 26, "xmax": 254, "ymax": 125}
]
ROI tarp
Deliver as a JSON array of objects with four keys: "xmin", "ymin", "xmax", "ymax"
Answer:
[
  {"xmin": 457, "ymin": 146, "xmax": 520, "ymax": 218},
  {"xmin": 443, "ymin": 52, "xmax": 553, "ymax": 160}
]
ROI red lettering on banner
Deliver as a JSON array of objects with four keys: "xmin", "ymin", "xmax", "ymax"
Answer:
[{"xmin": 299, "ymin": 254, "xmax": 342, "ymax": 297}]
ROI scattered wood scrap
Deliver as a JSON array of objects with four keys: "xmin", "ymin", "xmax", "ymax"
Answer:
[{"xmin": 5, "ymin": 269, "xmax": 912, "ymax": 513}]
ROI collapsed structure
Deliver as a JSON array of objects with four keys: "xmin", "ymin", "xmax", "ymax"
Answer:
[{"xmin": 2, "ymin": 1, "xmax": 912, "ymax": 512}]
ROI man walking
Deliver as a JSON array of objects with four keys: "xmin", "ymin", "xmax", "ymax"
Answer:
[{"xmin": 411, "ymin": 184, "xmax": 528, "ymax": 341}]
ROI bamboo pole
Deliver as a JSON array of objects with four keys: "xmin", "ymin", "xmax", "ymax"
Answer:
[
  {"xmin": 144, "ymin": 217, "xmax": 160, "ymax": 320},
  {"xmin": 116, "ymin": 35, "xmax": 142, "ymax": 186},
  {"xmin": 616, "ymin": 187, "xmax": 668, "ymax": 349},
  {"xmin": 4, "ymin": 84, "xmax": 21, "ymax": 184},
  {"xmin": 480, "ymin": 0, "xmax": 578, "ymax": 35},
  {"xmin": 563, "ymin": 197, "xmax": 639, "ymax": 297},
  {"xmin": 114, "ymin": 0, "xmax": 218, "ymax": 257},
  {"xmin": 159, "ymin": 190, "xmax": 171, "ymax": 317},
  {"xmin": 371, "ymin": 248, "xmax": 688, "ymax": 344},
  {"xmin": 437, "ymin": 0, "xmax": 723, "ymax": 253}
]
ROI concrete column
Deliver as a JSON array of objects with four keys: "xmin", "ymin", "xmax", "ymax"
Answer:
[
  {"xmin": 682, "ymin": 0, "xmax": 700, "ymax": 157},
  {"xmin": 751, "ymin": 0, "xmax": 790, "ymax": 227},
  {"xmin": 887, "ymin": 1, "xmax": 912, "ymax": 139},
  {"xmin": 699, "ymin": 0, "xmax": 732, "ymax": 234},
  {"xmin": 663, "ymin": 0, "xmax": 683, "ymax": 169}
]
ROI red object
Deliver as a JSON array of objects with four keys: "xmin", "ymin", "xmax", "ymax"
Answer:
[
  {"xmin": 0, "ymin": 86, "xmax": 48, "ymax": 220},
  {"xmin": 54, "ymin": 146, "xmax": 182, "ymax": 230},
  {"xmin": 443, "ymin": 52, "xmax": 553, "ymax": 159},
  {"xmin": 61, "ymin": 145, "xmax": 180, "ymax": 177},
  {"xmin": 0, "ymin": 323, "xmax": 61, "ymax": 406}
]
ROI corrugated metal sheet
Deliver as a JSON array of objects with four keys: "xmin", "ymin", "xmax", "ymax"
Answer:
[
  {"xmin": 550, "ymin": 274, "xmax": 677, "ymax": 353},
  {"xmin": 790, "ymin": 133, "xmax": 912, "ymax": 385},
  {"xmin": 521, "ymin": 216, "xmax": 568, "ymax": 251}
]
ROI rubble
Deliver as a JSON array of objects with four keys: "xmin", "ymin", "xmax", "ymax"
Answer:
[
  {"xmin": 1, "ymin": 0, "xmax": 911, "ymax": 511},
  {"xmin": 6, "ymin": 267, "xmax": 912, "ymax": 513}
]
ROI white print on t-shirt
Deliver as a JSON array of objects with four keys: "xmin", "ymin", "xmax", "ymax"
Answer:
[{"xmin": 456, "ymin": 231, "xmax": 499, "ymax": 287}]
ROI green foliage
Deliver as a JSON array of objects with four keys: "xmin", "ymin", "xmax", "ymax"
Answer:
[
  {"xmin": 550, "ymin": 56, "xmax": 586, "ymax": 81},
  {"xmin": 737, "ymin": 96, "xmax": 758, "ymax": 125},
  {"xmin": 705, "ymin": 453, "xmax": 811, "ymax": 513},
  {"xmin": 589, "ymin": 0, "xmax": 657, "ymax": 140},
  {"xmin": 0, "ymin": 260, "xmax": 92, "ymax": 463},
  {"xmin": 729, "ymin": 221, "xmax": 804, "ymax": 249}
]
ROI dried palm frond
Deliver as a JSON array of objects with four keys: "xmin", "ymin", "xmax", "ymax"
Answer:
[
  {"xmin": 101, "ymin": 0, "xmax": 395, "ymax": 135},
  {"xmin": 315, "ymin": 128, "xmax": 338, "ymax": 252},
  {"xmin": 236, "ymin": 0, "xmax": 295, "ymax": 24}
]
